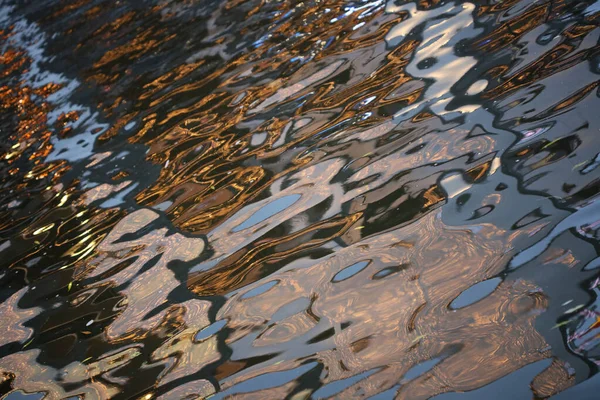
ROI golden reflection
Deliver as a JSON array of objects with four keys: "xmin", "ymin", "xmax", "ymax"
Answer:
[{"xmin": 0, "ymin": 0, "xmax": 598, "ymax": 398}]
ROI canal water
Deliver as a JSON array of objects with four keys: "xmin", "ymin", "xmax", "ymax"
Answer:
[{"xmin": 1, "ymin": 0, "xmax": 600, "ymax": 398}]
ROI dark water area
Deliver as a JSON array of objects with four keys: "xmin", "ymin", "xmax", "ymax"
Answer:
[{"xmin": 0, "ymin": 0, "xmax": 600, "ymax": 398}]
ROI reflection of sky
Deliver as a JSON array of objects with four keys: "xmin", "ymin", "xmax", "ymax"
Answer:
[
  {"xmin": 194, "ymin": 319, "xmax": 227, "ymax": 341},
  {"xmin": 450, "ymin": 277, "xmax": 502, "ymax": 309},
  {"xmin": 0, "ymin": 5, "xmax": 108, "ymax": 164},
  {"xmin": 332, "ymin": 260, "xmax": 369, "ymax": 282},
  {"xmin": 370, "ymin": 356, "xmax": 445, "ymax": 399},
  {"xmin": 1, "ymin": 0, "xmax": 600, "ymax": 397},
  {"xmin": 233, "ymin": 194, "xmax": 302, "ymax": 232},
  {"xmin": 510, "ymin": 201, "xmax": 600, "ymax": 269},
  {"xmin": 432, "ymin": 359, "xmax": 553, "ymax": 400},
  {"xmin": 3, "ymin": 391, "xmax": 45, "ymax": 400},
  {"xmin": 210, "ymin": 362, "xmax": 318, "ymax": 400},
  {"xmin": 312, "ymin": 367, "xmax": 380, "ymax": 398},
  {"xmin": 386, "ymin": 2, "xmax": 481, "ymax": 120}
]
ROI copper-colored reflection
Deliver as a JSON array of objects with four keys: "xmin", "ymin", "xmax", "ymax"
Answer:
[{"xmin": 1, "ymin": 0, "xmax": 599, "ymax": 398}]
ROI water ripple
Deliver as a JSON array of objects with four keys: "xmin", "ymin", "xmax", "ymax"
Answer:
[{"xmin": 0, "ymin": 0, "xmax": 599, "ymax": 398}]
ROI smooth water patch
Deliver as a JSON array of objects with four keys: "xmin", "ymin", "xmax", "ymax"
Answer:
[
  {"xmin": 232, "ymin": 194, "xmax": 301, "ymax": 232},
  {"xmin": 332, "ymin": 260, "xmax": 370, "ymax": 282},
  {"xmin": 450, "ymin": 278, "xmax": 502, "ymax": 310}
]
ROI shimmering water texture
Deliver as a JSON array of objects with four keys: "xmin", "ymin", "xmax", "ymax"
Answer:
[{"xmin": 1, "ymin": 0, "xmax": 600, "ymax": 398}]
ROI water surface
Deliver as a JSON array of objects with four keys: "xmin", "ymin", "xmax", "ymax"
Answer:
[{"xmin": 1, "ymin": 0, "xmax": 600, "ymax": 398}]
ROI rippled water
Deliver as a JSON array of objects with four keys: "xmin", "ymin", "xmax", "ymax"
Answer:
[{"xmin": 1, "ymin": 0, "xmax": 600, "ymax": 398}]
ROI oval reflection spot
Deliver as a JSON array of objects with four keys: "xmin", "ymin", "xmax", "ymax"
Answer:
[
  {"xmin": 4, "ymin": 392, "xmax": 46, "ymax": 400},
  {"xmin": 241, "ymin": 280, "xmax": 278, "ymax": 300},
  {"xmin": 450, "ymin": 277, "xmax": 502, "ymax": 310},
  {"xmin": 272, "ymin": 297, "xmax": 311, "ymax": 321},
  {"xmin": 232, "ymin": 194, "xmax": 301, "ymax": 232},
  {"xmin": 466, "ymin": 79, "xmax": 488, "ymax": 96},
  {"xmin": 469, "ymin": 205, "xmax": 494, "ymax": 220},
  {"xmin": 372, "ymin": 264, "xmax": 409, "ymax": 280},
  {"xmin": 332, "ymin": 261, "xmax": 370, "ymax": 282},
  {"xmin": 195, "ymin": 319, "xmax": 227, "ymax": 341}
]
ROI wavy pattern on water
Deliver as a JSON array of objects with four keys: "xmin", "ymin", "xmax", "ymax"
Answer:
[{"xmin": 0, "ymin": 0, "xmax": 600, "ymax": 398}]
